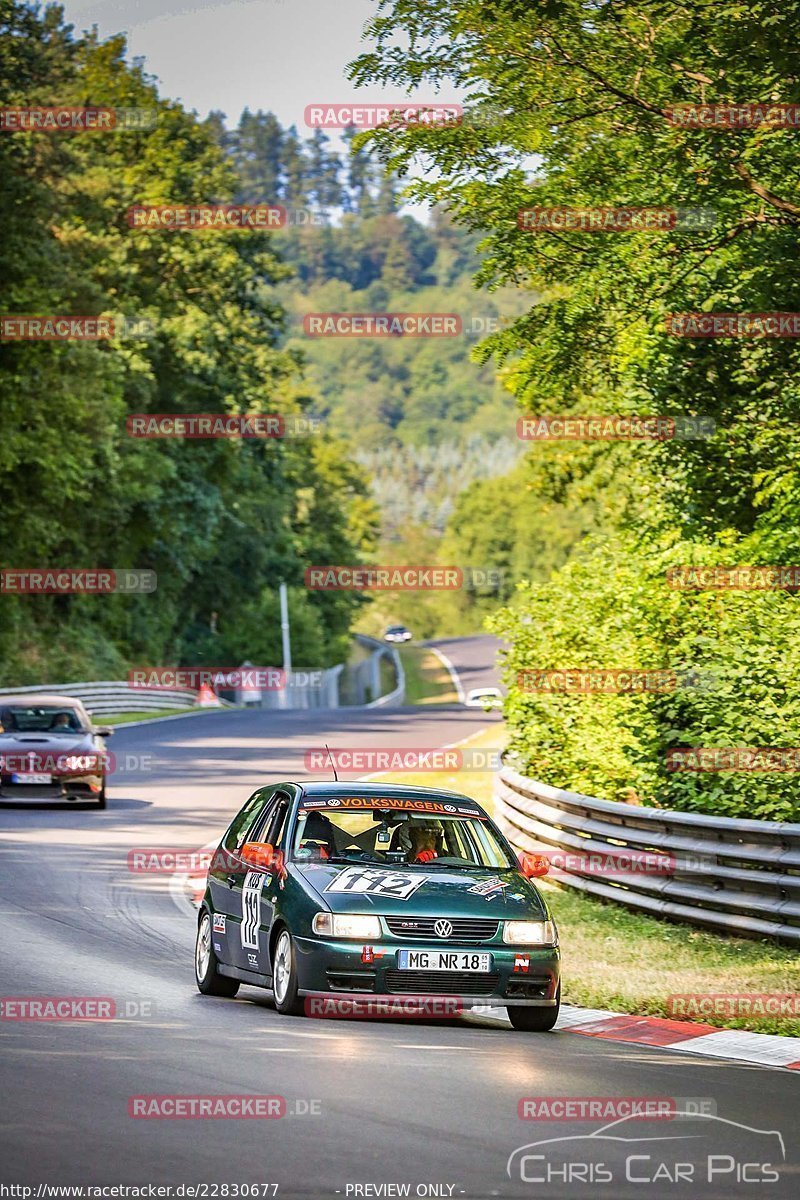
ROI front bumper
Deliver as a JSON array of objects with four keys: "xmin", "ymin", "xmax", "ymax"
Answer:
[
  {"xmin": 0, "ymin": 773, "xmax": 104, "ymax": 802},
  {"xmin": 294, "ymin": 935, "xmax": 560, "ymax": 1008}
]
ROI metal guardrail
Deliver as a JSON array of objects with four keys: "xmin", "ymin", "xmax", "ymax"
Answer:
[
  {"xmin": 495, "ymin": 761, "xmax": 800, "ymax": 945},
  {"xmin": 367, "ymin": 647, "xmax": 405, "ymax": 708},
  {"xmin": 353, "ymin": 635, "xmax": 406, "ymax": 707},
  {"xmin": 0, "ymin": 680, "xmax": 198, "ymax": 716}
]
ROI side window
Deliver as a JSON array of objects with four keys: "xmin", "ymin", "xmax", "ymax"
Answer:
[
  {"xmin": 254, "ymin": 791, "xmax": 291, "ymax": 847},
  {"xmin": 223, "ymin": 789, "xmax": 276, "ymax": 853}
]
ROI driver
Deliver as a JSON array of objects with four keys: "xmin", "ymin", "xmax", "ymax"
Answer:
[{"xmin": 404, "ymin": 819, "xmax": 443, "ymax": 864}]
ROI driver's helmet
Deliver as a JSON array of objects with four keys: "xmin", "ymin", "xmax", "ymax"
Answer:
[{"xmin": 397, "ymin": 817, "xmax": 444, "ymax": 857}]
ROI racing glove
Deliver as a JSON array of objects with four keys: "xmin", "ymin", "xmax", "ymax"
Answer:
[{"xmin": 415, "ymin": 849, "xmax": 437, "ymax": 863}]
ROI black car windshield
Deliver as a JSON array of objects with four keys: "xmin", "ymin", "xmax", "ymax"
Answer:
[
  {"xmin": 293, "ymin": 807, "xmax": 515, "ymax": 869},
  {"xmin": 0, "ymin": 706, "xmax": 89, "ymax": 734}
]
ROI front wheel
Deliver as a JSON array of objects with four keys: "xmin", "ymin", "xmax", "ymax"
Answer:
[
  {"xmin": 507, "ymin": 985, "xmax": 560, "ymax": 1031},
  {"xmin": 272, "ymin": 927, "xmax": 302, "ymax": 1015},
  {"xmin": 195, "ymin": 911, "xmax": 239, "ymax": 997}
]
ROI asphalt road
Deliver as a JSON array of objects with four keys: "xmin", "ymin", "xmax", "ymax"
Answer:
[
  {"xmin": 426, "ymin": 635, "xmax": 505, "ymax": 697},
  {"xmin": 0, "ymin": 637, "xmax": 797, "ymax": 1198}
]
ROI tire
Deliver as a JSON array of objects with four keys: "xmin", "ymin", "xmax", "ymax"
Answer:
[
  {"xmin": 272, "ymin": 926, "xmax": 302, "ymax": 1015},
  {"xmin": 507, "ymin": 985, "xmax": 560, "ymax": 1032},
  {"xmin": 97, "ymin": 785, "xmax": 107, "ymax": 810},
  {"xmin": 195, "ymin": 911, "xmax": 240, "ymax": 997}
]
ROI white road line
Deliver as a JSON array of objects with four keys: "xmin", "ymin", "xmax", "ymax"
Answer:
[{"xmin": 427, "ymin": 645, "xmax": 466, "ymax": 704}]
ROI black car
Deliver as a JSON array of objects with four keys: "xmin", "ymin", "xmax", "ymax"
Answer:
[{"xmin": 0, "ymin": 694, "xmax": 113, "ymax": 808}]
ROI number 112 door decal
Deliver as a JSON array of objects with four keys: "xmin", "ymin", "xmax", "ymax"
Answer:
[{"xmin": 241, "ymin": 870, "xmax": 267, "ymax": 949}]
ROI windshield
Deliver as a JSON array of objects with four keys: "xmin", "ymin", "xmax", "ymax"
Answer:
[
  {"xmin": 293, "ymin": 805, "xmax": 515, "ymax": 869},
  {"xmin": 0, "ymin": 706, "xmax": 89, "ymax": 734}
]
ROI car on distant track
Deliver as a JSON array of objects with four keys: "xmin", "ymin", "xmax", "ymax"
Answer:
[
  {"xmin": 195, "ymin": 782, "xmax": 560, "ymax": 1030},
  {"xmin": 383, "ymin": 624, "xmax": 413, "ymax": 643},
  {"xmin": 0, "ymin": 694, "xmax": 113, "ymax": 808},
  {"xmin": 464, "ymin": 686, "xmax": 503, "ymax": 710}
]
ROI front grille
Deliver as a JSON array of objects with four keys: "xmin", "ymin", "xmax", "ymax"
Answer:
[
  {"xmin": 384, "ymin": 916, "xmax": 499, "ymax": 942},
  {"xmin": 385, "ymin": 969, "xmax": 500, "ymax": 996}
]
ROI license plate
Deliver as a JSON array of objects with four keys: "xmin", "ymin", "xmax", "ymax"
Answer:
[
  {"xmin": 397, "ymin": 950, "xmax": 492, "ymax": 972},
  {"xmin": 11, "ymin": 773, "xmax": 52, "ymax": 785}
]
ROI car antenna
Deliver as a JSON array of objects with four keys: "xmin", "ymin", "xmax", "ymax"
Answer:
[{"xmin": 325, "ymin": 744, "xmax": 339, "ymax": 782}]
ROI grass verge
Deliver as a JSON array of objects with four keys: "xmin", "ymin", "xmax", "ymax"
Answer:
[
  {"xmin": 370, "ymin": 723, "xmax": 800, "ymax": 1036},
  {"xmin": 398, "ymin": 645, "xmax": 458, "ymax": 705}
]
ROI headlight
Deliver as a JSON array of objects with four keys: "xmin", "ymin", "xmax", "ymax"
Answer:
[
  {"xmin": 503, "ymin": 919, "xmax": 558, "ymax": 946},
  {"xmin": 312, "ymin": 913, "xmax": 382, "ymax": 939}
]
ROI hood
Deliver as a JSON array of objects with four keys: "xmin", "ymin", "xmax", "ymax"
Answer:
[
  {"xmin": 296, "ymin": 862, "xmax": 547, "ymax": 919},
  {"xmin": 0, "ymin": 732, "xmax": 96, "ymax": 769}
]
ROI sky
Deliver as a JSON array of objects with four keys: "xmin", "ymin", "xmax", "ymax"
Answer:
[{"xmin": 57, "ymin": 0, "xmax": 402, "ymax": 130}]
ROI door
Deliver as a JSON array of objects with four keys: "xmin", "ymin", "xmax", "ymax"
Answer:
[
  {"xmin": 207, "ymin": 787, "xmax": 277, "ymax": 968},
  {"xmin": 241, "ymin": 791, "xmax": 293, "ymax": 978}
]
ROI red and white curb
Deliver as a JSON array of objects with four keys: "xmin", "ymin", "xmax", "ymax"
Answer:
[{"xmin": 468, "ymin": 1002, "xmax": 800, "ymax": 1071}]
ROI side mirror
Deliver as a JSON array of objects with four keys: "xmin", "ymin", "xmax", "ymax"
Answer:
[
  {"xmin": 95, "ymin": 726, "xmax": 114, "ymax": 738},
  {"xmin": 518, "ymin": 850, "xmax": 550, "ymax": 879},
  {"xmin": 240, "ymin": 841, "xmax": 284, "ymax": 874}
]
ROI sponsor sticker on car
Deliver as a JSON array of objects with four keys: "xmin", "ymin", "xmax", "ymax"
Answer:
[{"xmin": 467, "ymin": 875, "xmax": 508, "ymax": 899}]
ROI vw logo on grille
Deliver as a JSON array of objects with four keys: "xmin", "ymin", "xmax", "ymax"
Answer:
[{"xmin": 434, "ymin": 919, "xmax": 453, "ymax": 939}]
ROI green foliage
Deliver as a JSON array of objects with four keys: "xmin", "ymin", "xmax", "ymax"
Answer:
[
  {"xmin": 350, "ymin": 0, "xmax": 800, "ymax": 819},
  {"xmin": 0, "ymin": 3, "xmax": 377, "ymax": 683},
  {"xmin": 490, "ymin": 538, "xmax": 800, "ymax": 821}
]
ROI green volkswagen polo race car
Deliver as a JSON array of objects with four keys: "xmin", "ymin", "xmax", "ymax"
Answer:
[{"xmin": 194, "ymin": 782, "xmax": 560, "ymax": 1030}]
